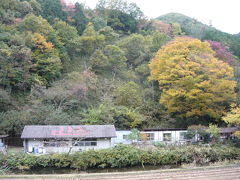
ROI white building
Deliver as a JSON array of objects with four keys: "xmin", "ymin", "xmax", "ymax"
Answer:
[
  {"xmin": 21, "ymin": 125, "xmax": 116, "ymax": 154},
  {"xmin": 0, "ymin": 135, "xmax": 8, "ymax": 153},
  {"xmin": 141, "ymin": 128, "xmax": 187, "ymax": 144},
  {"xmin": 113, "ymin": 128, "xmax": 188, "ymax": 145},
  {"xmin": 112, "ymin": 130, "xmax": 132, "ymax": 146}
]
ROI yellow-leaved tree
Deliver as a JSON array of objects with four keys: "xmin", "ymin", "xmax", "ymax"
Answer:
[
  {"xmin": 222, "ymin": 106, "xmax": 240, "ymax": 137},
  {"xmin": 149, "ymin": 37, "xmax": 236, "ymax": 124}
]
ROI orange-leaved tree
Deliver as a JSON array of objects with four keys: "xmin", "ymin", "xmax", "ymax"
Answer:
[{"xmin": 149, "ymin": 37, "xmax": 236, "ymax": 124}]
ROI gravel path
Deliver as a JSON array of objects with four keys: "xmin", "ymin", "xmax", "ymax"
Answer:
[{"xmin": 1, "ymin": 165, "xmax": 240, "ymax": 180}]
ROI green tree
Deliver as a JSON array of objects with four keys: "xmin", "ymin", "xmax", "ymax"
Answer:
[
  {"xmin": 186, "ymin": 125, "xmax": 210, "ymax": 143},
  {"xmin": 98, "ymin": 26, "xmax": 119, "ymax": 43},
  {"xmin": 17, "ymin": 1, "xmax": 33, "ymax": 17},
  {"xmin": 37, "ymin": 0, "xmax": 67, "ymax": 23},
  {"xmin": 53, "ymin": 20, "xmax": 79, "ymax": 45},
  {"xmin": 107, "ymin": 10, "xmax": 138, "ymax": 33},
  {"xmin": 29, "ymin": 0, "xmax": 42, "ymax": 15},
  {"xmin": 119, "ymin": 34, "xmax": 150, "ymax": 67},
  {"xmin": 104, "ymin": 45, "xmax": 127, "ymax": 74},
  {"xmin": 90, "ymin": 50, "xmax": 109, "ymax": 72},
  {"xmin": 72, "ymin": 3, "xmax": 88, "ymax": 35},
  {"xmin": 150, "ymin": 31, "xmax": 169, "ymax": 53},
  {"xmin": 81, "ymin": 104, "xmax": 108, "ymax": 125},
  {"xmin": 90, "ymin": 45, "xmax": 127, "ymax": 75},
  {"xmin": 114, "ymin": 81, "xmax": 142, "ymax": 108},
  {"xmin": 127, "ymin": 128, "xmax": 139, "ymax": 144},
  {"xmin": 0, "ymin": 40, "xmax": 33, "ymax": 92},
  {"xmin": 53, "ymin": 20, "xmax": 80, "ymax": 57},
  {"xmin": 0, "ymin": 0, "xmax": 32, "ymax": 24},
  {"xmin": 149, "ymin": 37, "xmax": 236, "ymax": 125},
  {"xmin": 96, "ymin": 0, "xmax": 143, "ymax": 33},
  {"xmin": 92, "ymin": 17, "xmax": 107, "ymax": 31},
  {"xmin": 17, "ymin": 14, "xmax": 54, "ymax": 37},
  {"xmin": 79, "ymin": 23, "xmax": 105, "ymax": 56},
  {"xmin": 206, "ymin": 124, "xmax": 220, "ymax": 143},
  {"xmin": 171, "ymin": 23, "xmax": 183, "ymax": 37},
  {"xmin": 0, "ymin": 89, "xmax": 13, "ymax": 112},
  {"xmin": 31, "ymin": 33, "xmax": 62, "ymax": 85}
]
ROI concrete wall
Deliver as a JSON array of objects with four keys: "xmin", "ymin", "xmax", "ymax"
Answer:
[{"xmin": 24, "ymin": 138, "xmax": 112, "ymax": 154}]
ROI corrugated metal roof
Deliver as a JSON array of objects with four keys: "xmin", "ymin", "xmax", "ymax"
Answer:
[
  {"xmin": 220, "ymin": 127, "xmax": 239, "ymax": 134},
  {"xmin": 142, "ymin": 128, "xmax": 187, "ymax": 131},
  {"xmin": 21, "ymin": 125, "xmax": 116, "ymax": 139},
  {"xmin": 0, "ymin": 135, "xmax": 8, "ymax": 138}
]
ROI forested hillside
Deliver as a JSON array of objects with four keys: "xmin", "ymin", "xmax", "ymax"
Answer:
[
  {"xmin": 158, "ymin": 13, "xmax": 240, "ymax": 59},
  {"xmin": 0, "ymin": 0, "xmax": 239, "ymax": 136}
]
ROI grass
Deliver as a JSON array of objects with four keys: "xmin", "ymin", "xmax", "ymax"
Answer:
[
  {"xmin": 1, "ymin": 160, "xmax": 239, "ymax": 179},
  {"xmin": 1, "ymin": 164, "xmax": 240, "ymax": 180},
  {"xmin": 7, "ymin": 146, "xmax": 23, "ymax": 153}
]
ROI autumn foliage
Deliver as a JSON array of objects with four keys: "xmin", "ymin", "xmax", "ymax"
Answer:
[
  {"xmin": 207, "ymin": 40, "xmax": 236, "ymax": 66},
  {"xmin": 149, "ymin": 37, "xmax": 236, "ymax": 122},
  {"xmin": 222, "ymin": 106, "xmax": 240, "ymax": 137}
]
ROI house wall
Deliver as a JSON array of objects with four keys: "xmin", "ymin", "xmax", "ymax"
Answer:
[
  {"xmin": 23, "ymin": 139, "xmax": 43, "ymax": 152},
  {"xmin": 113, "ymin": 130, "xmax": 187, "ymax": 145},
  {"xmin": 143, "ymin": 130, "xmax": 187, "ymax": 143},
  {"xmin": 145, "ymin": 130, "xmax": 187, "ymax": 143},
  {"xmin": 24, "ymin": 138, "xmax": 112, "ymax": 154},
  {"xmin": 112, "ymin": 131, "xmax": 132, "ymax": 145}
]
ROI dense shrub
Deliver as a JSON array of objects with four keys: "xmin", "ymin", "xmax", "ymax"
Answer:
[{"xmin": 0, "ymin": 145, "xmax": 239, "ymax": 171}]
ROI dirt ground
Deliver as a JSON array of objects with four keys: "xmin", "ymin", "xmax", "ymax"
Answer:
[{"xmin": 1, "ymin": 165, "xmax": 240, "ymax": 180}]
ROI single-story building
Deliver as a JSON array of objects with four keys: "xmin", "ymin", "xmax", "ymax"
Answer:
[
  {"xmin": 112, "ymin": 130, "xmax": 132, "ymax": 146},
  {"xmin": 220, "ymin": 127, "xmax": 239, "ymax": 139},
  {"xmin": 113, "ymin": 128, "xmax": 188, "ymax": 145},
  {"xmin": 0, "ymin": 135, "xmax": 8, "ymax": 153},
  {"xmin": 141, "ymin": 128, "xmax": 188, "ymax": 144},
  {"xmin": 21, "ymin": 125, "xmax": 116, "ymax": 154}
]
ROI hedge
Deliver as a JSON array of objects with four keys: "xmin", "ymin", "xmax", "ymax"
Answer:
[{"xmin": 0, "ymin": 145, "xmax": 239, "ymax": 171}]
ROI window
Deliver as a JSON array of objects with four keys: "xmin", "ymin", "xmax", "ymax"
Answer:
[
  {"xmin": 145, "ymin": 133, "xmax": 155, "ymax": 141},
  {"xmin": 179, "ymin": 132, "xmax": 186, "ymax": 141},
  {"xmin": 163, "ymin": 133, "xmax": 172, "ymax": 141},
  {"xmin": 44, "ymin": 139, "xmax": 69, "ymax": 147},
  {"xmin": 91, "ymin": 141, "xmax": 97, "ymax": 146},
  {"xmin": 123, "ymin": 135, "xmax": 128, "ymax": 140},
  {"xmin": 72, "ymin": 138, "xmax": 97, "ymax": 147}
]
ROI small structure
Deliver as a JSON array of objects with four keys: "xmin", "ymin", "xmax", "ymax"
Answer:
[
  {"xmin": 141, "ymin": 128, "xmax": 187, "ymax": 144},
  {"xmin": 0, "ymin": 135, "xmax": 8, "ymax": 153},
  {"xmin": 112, "ymin": 130, "xmax": 132, "ymax": 146},
  {"xmin": 21, "ymin": 125, "xmax": 116, "ymax": 154},
  {"xmin": 220, "ymin": 127, "xmax": 239, "ymax": 139},
  {"xmin": 114, "ymin": 128, "xmax": 188, "ymax": 145}
]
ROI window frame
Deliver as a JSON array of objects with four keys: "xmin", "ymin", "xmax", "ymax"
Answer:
[
  {"xmin": 179, "ymin": 132, "xmax": 187, "ymax": 141},
  {"xmin": 163, "ymin": 133, "xmax": 172, "ymax": 142},
  {"xmin": 72, "ymin": 138, "xmax": 97, "ymax": 147}
]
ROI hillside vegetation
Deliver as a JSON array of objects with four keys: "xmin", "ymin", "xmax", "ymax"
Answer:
[
  {"xmin": 0, "ymin": 0, "xmax": 239, "ymax": 136},
  {"xmin": 158, "ymin": 13, "xmax": 240, "ymax": 58}
]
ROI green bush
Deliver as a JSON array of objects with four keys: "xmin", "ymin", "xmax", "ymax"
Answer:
[
  {"xmin": 154, "ymin": 141, "xmax": 165, "ymax": 147},
  {"xmin": 1, "ymin": 145, "xmax": 240, "ymax": 171}
]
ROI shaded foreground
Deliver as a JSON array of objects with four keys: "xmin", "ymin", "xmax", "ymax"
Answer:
[{"xmin": 1, "ymin": 165, "xmax": 240, "ymax": 180}]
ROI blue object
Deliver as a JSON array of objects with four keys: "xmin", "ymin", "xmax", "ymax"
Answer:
[{"xmin": 33, "ymin": 147, "xmax": 38, "ymax": 153}]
